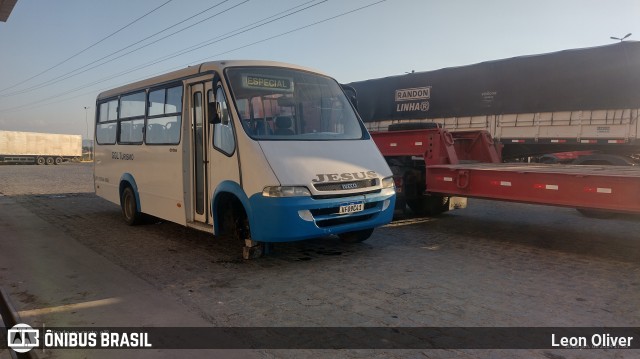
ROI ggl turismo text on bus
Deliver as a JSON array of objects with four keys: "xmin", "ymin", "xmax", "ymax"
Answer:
[{"xmin": 93, "ymin": 60, "xmax": 396, "ymax": 258}]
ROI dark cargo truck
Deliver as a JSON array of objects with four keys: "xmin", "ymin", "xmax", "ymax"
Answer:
[{"xmin": 348, "ymin": 42, "xmax": 640, "ymax": 162}]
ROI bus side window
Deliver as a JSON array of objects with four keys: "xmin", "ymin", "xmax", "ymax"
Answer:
[
  {"xmin": 96, "ymin": 100, "xmax": 117, "ymax": 145},
  {"xmin": 212, "ymin": 86, "xmax": 235, "ymax": 155},
  {"xmin": 146, "ymin": 85, "xmax": 183, "ymax": 145},
  {"xmin": 118, "ymin": 91, "xmax": 145, "ymax": 144}
]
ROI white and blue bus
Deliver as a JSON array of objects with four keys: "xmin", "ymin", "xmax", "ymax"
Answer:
[{"xmin": 94, "ymin": 61, "xmax": 395, "ymax": 258}]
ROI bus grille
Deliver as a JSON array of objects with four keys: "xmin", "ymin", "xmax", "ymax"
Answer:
[{"xmin": 313, "ymin": 179, "xmax": 376, "ymax": 192}]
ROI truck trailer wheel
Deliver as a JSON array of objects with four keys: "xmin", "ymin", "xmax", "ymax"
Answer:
[
  {"xmin": 572, "ymin": 154, "xmax": 633, "ymax": 166},
  {"xmin": 55, "ymin": 157, "xmax": 63, "ymax": 165},
  {"xmin": 407, "ymin": 195, "xmax": 449, "ymax": 216},
  {"xmin": 338, "ymin": 228, "xmax": 374, "ymax": 243},
  {"xmin": 45, "ymin": 157, "xmax": 54, "ymax": 165},
  {"xmin": 120, "ymin": 186, "xmax": 141, "ymax": 225},
  {"xmin": 36, "ymin": 157, "xmax": 46, "ymax": 165}
]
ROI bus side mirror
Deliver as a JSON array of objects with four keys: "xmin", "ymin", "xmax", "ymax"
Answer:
[{"xmin": 208, "ymin": 101, "xmax": 220, "ymax": 124}]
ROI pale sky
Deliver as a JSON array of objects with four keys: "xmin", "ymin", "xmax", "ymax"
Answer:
[{"xmin": 0, "ymin": 0, "xmax": 638, "ymax": 139}]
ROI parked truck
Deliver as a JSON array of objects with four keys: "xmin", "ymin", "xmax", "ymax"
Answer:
[
  {"xmin": 346, "ymin": 42, "xmax": 640, "ymax": 216},
  {"xmin": 348, "ymin": 42, "xmax": 640, "ymax": 165},
  {"xmin": 0, "ymin": 130, "xmax": 82, "ymax": 165}
]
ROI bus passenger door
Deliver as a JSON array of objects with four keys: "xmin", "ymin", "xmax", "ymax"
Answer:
[
  {"xmin": 207, "ymin": 81, "xmax": 241, "ymax": 226},
  {"xmin": 190, "ymin": 83, "xmax": 208, "ymax": 223}
]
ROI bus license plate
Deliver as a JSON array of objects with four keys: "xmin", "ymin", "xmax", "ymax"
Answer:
[{"xmin": 339, "ymin": 201, "xmax": 364, "ymax": 214}]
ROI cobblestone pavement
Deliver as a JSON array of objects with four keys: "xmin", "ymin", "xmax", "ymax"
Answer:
[{"xmin": 1, "ymin": 163, "xmax": 639, "ymax": 358}]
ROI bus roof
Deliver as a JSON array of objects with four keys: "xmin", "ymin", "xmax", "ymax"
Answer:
[{"xmin": 97, "ymin": 60, "xmax": 327, "ymax": 100}]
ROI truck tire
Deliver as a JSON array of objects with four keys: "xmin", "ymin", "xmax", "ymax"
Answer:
[
  {"xmin": 36, "ymin": 157, "xmax": 46, "ymax": 165},
  {"xmin": 339, "ymin": 228, "xmax": 374, "ymax": 243},
  {"xmin": 407, "ymin": 195, "xmax": 449, "ymax": 216},
  {"xmin": 572, "ymin": 154, "xmax": 633, "ymax": 166},
  {"xmin": 120, "ymin": 186, "xmax": 141, "ymax": 225},
  {"xmin": 45, "ymin": 157, "xmax": 54, "ymax": 165},
  {"xmin": 55, "ymin": 157, "xmax": 63, "ymax": 165}
]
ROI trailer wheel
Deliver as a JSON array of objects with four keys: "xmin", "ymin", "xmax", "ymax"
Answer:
[
  {"xmin": 120, "ymin": 186, "xmax": 141, "ymax": 225},
  {"xmin": 55, "ymin": 157, "xmax": 63, "ymax": 165},
  {"xmin": 339, "ymin": 228, "xmax": 374, "ymax": 243},
  {"xmin": 572, "ymin": 154, "xmax": 633, "ymax": 166},
  {"xmin": 45, "ymin": 157, "xmax": 54, "ymax": 165},
  {"xmin": 36, "ymin": 157, "xmax": 46, "ymax": 165},
  {"xmin": 407, "ymin": 195, "xmax": 449, "ymax": 216}
]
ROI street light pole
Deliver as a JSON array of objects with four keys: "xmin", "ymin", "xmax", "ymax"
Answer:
[
  {"xmin": 84, "ymin": 106, "xmax": 90, "ymax": 139},
  {"xmin": 84, "ymin": 106, "xmax": 90, "ymax": 160}
]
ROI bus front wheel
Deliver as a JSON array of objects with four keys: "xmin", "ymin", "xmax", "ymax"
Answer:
[
  {"xmin": 121, "ymin": 186, "xmax": 141, "ymax": 225},
  {"xmin": 221, "ymin": 201, "xmax": 262, "ymax": 259}
]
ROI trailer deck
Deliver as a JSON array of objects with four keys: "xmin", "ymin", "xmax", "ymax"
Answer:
[
  {"xmin": 372, "ymin": 128, "xmax": 640, "ymax": 215},
  {"xmin": 427, "ymin": 163, "xmax": 640, "ymax": 214}
]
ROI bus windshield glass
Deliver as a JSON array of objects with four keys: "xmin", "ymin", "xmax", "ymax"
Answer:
[{"xmin": 225, "ymin": 67, "xmax": 363, "ymax": 140}]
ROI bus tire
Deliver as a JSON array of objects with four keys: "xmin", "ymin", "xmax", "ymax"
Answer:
[
  {"xmin": 55, "ymin": 157, "xmax": 63, "ymax": 165},
  {"xmin": 339, "ymin": 228, "xmax": 374, "ymax": 243},
  {"xmin": 36, "ymin": 157, "xmax": 46, "ymax": 165},
  {"xmin": 46, "ymin": 157, "xmax": 54, "ymax": 165},
  {"xmin": 220, "ymin": 199, "xmax": 263, "ymax": 258},
  {"xmin": 120, "ymin": 186, "xmax": 141, "ymax": 225}
]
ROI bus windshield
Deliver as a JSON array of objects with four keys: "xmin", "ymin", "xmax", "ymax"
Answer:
[{"xmin": 225, "ymin": 67, "xmax": 363, "ymax": 140}]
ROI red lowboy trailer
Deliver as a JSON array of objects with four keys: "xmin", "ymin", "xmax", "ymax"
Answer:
[{"xmin": 371, "ymin": 128, "xmax": 640, "ymax": 216}]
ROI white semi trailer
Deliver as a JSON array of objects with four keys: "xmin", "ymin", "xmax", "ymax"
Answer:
[{"xmin": 0, "ymin": 130, "xmax": 82, "ymax": 165}]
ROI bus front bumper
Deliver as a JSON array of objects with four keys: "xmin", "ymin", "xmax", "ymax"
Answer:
[{"xmin": 248, "ymin": 190, "xmax": 395, "ymax": 242}]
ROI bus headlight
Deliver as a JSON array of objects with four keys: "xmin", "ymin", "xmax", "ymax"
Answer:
[
  {"xmin": 381, "ymin": 176, "xmax": 395, "ymax": 196},
  {"xmin": 262, "ymin": 186, "xmax": 311, "ymax": 197},
  {"xmin": 381, "ymin": 176, "xmax": 395, "ymax": 189}
]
